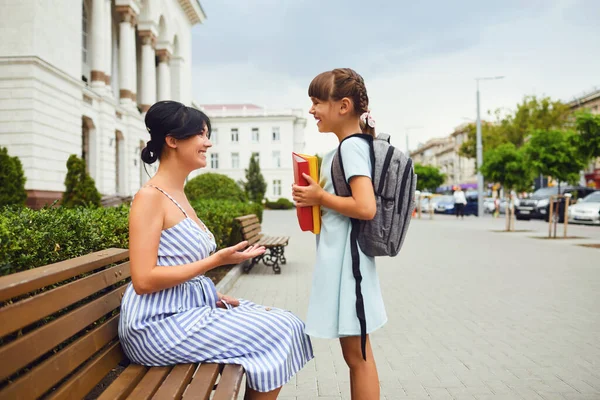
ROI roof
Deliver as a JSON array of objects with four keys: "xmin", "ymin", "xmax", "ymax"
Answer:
[
  {"xmin": 199, "ymin": 104, "xmax": 263, "ymax": 110},
  {"xmin": 569, "ymin": 87, "xmax": 600, "ymax": 108}
]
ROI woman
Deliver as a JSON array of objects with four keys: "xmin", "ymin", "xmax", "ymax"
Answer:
[{"xmin": 119, "ymin": 101, "xmax": 313, "ymax": 399}]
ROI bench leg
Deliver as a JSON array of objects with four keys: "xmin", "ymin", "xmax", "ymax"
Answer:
[
  {"xmin": 261, "ymin": 246, "xmax": 286, "ymax": 274},
  {"xmin": 244, "ymin": 255, "xmax": 262, "ymax": 273}
]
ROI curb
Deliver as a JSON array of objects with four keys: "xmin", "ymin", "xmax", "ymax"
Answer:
[{"xmin": 215, "ymin": 261, "xmax": 246, "ymax": 294}]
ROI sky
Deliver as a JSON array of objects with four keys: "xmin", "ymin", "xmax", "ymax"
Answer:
[{"xmin": 190, "ymin": 0, "xmax": 600, "ymax": 155}]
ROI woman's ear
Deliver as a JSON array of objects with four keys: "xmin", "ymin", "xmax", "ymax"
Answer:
[
  {"xmin": 339, "ymin": 97, "xmax": 353, "ymax": 115},
  {"xmin": 165, "ymin": 136, "xmax": 178, "ymax": 149}
]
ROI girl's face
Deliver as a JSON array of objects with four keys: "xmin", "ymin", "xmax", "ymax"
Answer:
[
  {"xmin": 172, "ymin": 125, "xmax": 212, "ymax": 169},
  {"xmin": 309, "ymin": 97, "xmax": 342, "ymax": 133}
]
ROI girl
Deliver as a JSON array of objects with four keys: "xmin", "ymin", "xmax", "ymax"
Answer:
[
  {"xmin": 292, "ymin": 68, "xmax": 386, "ymax": 400},
  {"xmin": 119, "ymin": 101, "xmax": 313, "ymax": 400}
]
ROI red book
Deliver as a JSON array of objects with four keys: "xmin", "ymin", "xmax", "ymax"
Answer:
[{"xmin": 292, "ymin": 153, "xmax": 314, "ymax": 232}]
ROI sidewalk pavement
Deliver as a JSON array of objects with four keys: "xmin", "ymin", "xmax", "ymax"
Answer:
[{"xmin": 228, "ymin": 211, "xmax": 600, "ymax": 400}]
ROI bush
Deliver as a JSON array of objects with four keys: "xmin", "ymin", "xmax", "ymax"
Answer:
[
  {"xmin": 0, "ymin": 205, "xmax": 129, "ymax": 276},
  {"xmin": 0, "ymin": 147, "xmax": 27, "ymax": 207},
  {"xmin": 0, "ymin": 199, "xmax": 263, "ymax": 276},
  {"xmin": 185, "ymin": 173, "xmax": 247, "ymax": 202},
  {"xmin": 62, "ymin": 154, "xmax": 101, "ymax": 208},
  {"xmin": 265, "ymin": 198, "xmax": 295, "ymax": 210},
  {"xmin": 192, "ymin": 199, "xmax": 263, "ymax": 249}
]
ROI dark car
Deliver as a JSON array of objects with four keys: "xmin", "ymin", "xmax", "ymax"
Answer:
[
  {"xmin": 516, "ymin": 186, "xmax": 598, "ymax": 221},
  {"xmin": 434, "ymin": 194, "xmax": 478, "ymax": 216}
]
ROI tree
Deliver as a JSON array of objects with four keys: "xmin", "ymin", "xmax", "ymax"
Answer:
[
  {"xmin": 574, "ymin": 111, "xmax": 600, "ymax": 163},
  {"xmin": 414, "ymin": 164, "xmax": 446, "ymax": 192},
  {"xmin": 524, "ymin": 130, "xmax": 586, "ymax": 186},
  {"xmin": 460, "ymin": 96, "xmax": 571, "ymax": 159},
  {"xmin": 62, "ymin": 154, "xmax": 101, "ymax": 208},
  {"xmin": 244, "ymin": 154, "xmax": 267, "ymax": 203},
  {"xmin": 480, "ymin": 143, "xmax": 532, "ymax": 231},
  {"xmin": 480, "ymin": 143, "xmax": 532, "ymax": 193},
  {"xmin": 0, "ymin": 147, "xmax": 27, "ymax": 207}
]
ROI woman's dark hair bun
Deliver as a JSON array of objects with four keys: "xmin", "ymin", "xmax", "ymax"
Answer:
[{"xmin": 141, "ymin": 101, "xmax": 211, "ymax": 165}]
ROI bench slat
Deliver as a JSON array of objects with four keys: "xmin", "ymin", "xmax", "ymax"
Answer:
[
  {"xmin": 212, "ymin": 365, "xmax": 244, "ymax": 400},
  {"xmin": 0, "ymin": 285, "xmax": 126, "ymax": 382},
  {"xmin": 126, "ymin": 366, "xmax": 172, "ymax": 400},
  {"xmin": 45, "ymin": 341, "xmax": 125, "ymax": 400},
  {"xmin": 0, "ymin": 315, "xmax": 120, "ymax": 400},
  {"xmin": 241, "ymin": 223, "xmax": 261, "ymax": 236},
  {"xmin": 247, "ymin": 234, "xmax": 262, "ymax": 246},
  {"xmin": 242, "ymin": 226, "xmax": 261, "ymax": 241},
  {"xmin": 98, "ymin": 364, "xmax": 148, "ymax": 400},
  {"xmin": 0, "ymin": 262, "xmax": 130, "ymax": 337},
  {"xmin": 0, "ymin": 248, "xmax": 129, "ymax": 302},
  {"xmin": 182, "ymin": 363, "xmax": 220, "ymax": 400},
  {"xmin": 151, "ymin": 363, "xmax": 197, "ymax": 400},
  {"xmin": 234, "ymin": 215, "xmax": 258, "ymax": 224}
]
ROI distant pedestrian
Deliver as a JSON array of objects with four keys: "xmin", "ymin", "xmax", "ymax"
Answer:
[{"xmin": 453, "ymin": 186, "xmax": 467, "ymax": 218}]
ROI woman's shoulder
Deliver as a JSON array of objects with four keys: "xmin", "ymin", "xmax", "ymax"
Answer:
[{"xmin": 131, "ymin": 185, "xmax": 165, "ymax": 211}]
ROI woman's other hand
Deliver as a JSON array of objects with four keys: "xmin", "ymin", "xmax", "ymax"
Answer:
[
  {"xmin": 292, "ymin": 173, "xmax": 323, "ymax": 207},
  {"xmin": 215, "ymin": 241, "xmax": 266, "ymax": 266},
  {"xmin": 216, "ymin": 293, "xmax": 240, "ymax": 309}
]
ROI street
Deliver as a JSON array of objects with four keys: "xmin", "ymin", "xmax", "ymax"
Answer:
[{"xmin": 229, "ymin": 210, "xmax": 600, "ymax": 400}]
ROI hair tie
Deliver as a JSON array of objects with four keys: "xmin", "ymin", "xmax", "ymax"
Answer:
[{"xmin": 360, "ymin": 111, "xmax": 376, "ymax": 128}]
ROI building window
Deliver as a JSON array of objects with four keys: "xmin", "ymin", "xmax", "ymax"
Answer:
[
  {"xmin": 252, "ymin": 128, "xmax": 259, "ymax": 143},
  {"xmin": 211, "ymin": 153, "xmax": 219, "ymax": 169},
  {"xmin": 272, "ymin": 151, "xmax": 281, "ymax": 168},
  {"xmin": 231, "ymin": 152, "xmax": 239, "ymax": 169},
  {"xmin": 272, "ymin": 127, "xmax": 280, "ymax": 142},
  {"xmin": 82, "ymin": 2, "xmax": 89, "ymax": 64},
  {"xmin": 252, "ymin": 152, "xmax": 260, "ymax": 166},
  {"xmin": 231, "ymin": 128, "xmax": 239, "ymax": 143},
  {"xmin": 273, "ymin": 180, "xmax": 282, "ymax": 197},
  {"xmin": 212, "ymin": 128, "xmax": 218, "ymax": 144}
]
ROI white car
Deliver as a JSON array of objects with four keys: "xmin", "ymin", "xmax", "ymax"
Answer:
[{"xmin": 568, "ymin": 191, "xmax": 600, "ymax": 225}]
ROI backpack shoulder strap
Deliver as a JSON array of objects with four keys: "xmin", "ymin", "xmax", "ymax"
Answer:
[{"xmin": 331, "ymin": 134, "xmax": 374, "ymax": 197}]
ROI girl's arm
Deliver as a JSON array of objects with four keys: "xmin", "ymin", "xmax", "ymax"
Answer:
[
  {"xmin": 294, "ymin": 174, "xmax": 376, "ymax": 220},
  {"xmin": 129, "ymin": 188, "xmax": 265, "ymax": 295}
]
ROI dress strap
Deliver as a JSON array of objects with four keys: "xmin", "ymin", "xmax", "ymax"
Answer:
[{"xmin": 145, "ymin": 185, "xmax": 189, "ymax": 218}]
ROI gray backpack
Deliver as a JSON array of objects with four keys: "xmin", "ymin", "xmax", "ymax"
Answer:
[
  {"xmin": 332, "ymin": 133, "xmax": 417, "ymax": 257},
  {"xmin": 331, "ymin": 133, "xmax": 416, "ymax": 361}
]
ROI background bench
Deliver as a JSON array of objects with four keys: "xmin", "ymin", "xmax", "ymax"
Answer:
[
  {"xmin": 235, "ymin": 214, "xmax": 289, "ymax": 274},
  {"xmin": 0, "ymin": 249, "xmax": 244, "ymax": 400}
]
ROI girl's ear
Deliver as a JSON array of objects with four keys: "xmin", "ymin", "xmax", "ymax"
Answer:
[
  {"xmin": 165, "ymin": 136, "xmax": 178, "ymax": 149},
  {"xmin": 339, "ymin": 97, "xmax": 353, "ymax": 115}
]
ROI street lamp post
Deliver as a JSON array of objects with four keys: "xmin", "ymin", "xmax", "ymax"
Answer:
[
  {"xmin": 475, "ymin": 76, "xmax": 504, "ymax": 217},
  {"xmin": 405, "ymin": 126, "xmax": 423, "ymax": 155}
]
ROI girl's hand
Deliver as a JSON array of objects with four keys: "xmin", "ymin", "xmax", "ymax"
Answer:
[
  {"xmin": 292, "ymin": 173, "xmax": 324, "ymax": 207},
  {"xmin": 217, "ymin": 293, "xmax": 240, "ymax": 309},
  {"xmin": 215, "ymin": 241, "xmax": 265, "ymax": 266}
]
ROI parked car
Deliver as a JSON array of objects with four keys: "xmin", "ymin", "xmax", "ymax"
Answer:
[
  {"xmin": 568, "ymin": 191, "xmax": 600, "ymax": 225},
  {"xmin": 515, "ymin": 186, "xmax": 597, "ymax": 222}
]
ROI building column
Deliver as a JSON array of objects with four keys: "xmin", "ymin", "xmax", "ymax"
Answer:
[
  {"xmin": 104, "ymin": 0, "xmax": 112, "ymax": 89},
  {"xmin": 139, "ymin": 31, "xmax": 156, "ymax": 112},
  {"xmin": 116, "ymin": 5, "xmax": 137, "ymax": 106},
  {"xmin": 156, "ymin": 49, "xmax": 171, "ymax": 101},
  {"xmin": 90, "ymin": 0, "xmax": 106, "ymax": 88}
]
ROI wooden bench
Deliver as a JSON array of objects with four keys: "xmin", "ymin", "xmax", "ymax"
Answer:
[
  {"xmin": 0, "ymin": 248, "xmax": 244, "ymax": 400},
  {"xmin": 235, "ymin": 214, "xmax": 289, "ymax": 274}
]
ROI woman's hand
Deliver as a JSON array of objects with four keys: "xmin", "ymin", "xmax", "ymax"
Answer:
[
  {"xmin": 215, "ymin": 241, "xmax": 265, "ymax": 266},
  {"xmin": 292, "ymin": 173, "xmax": 324, "ymax": 207},
  {"xmin": 216, "ymin": 293, "xmax": 240, "ymax": 309}
]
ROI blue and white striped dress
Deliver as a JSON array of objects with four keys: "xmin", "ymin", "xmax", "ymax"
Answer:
[{"xmin": 119, "ymin": 186, "xmax": 313, "ymax": 393}]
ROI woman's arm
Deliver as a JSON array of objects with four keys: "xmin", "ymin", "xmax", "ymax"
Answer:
[{"xmin": 129, "ymin": 188, "xmax": 265, "ymax": 295}]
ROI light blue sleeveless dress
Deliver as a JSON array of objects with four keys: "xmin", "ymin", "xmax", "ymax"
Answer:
[
  {"xmin": 305, "ymin": 137, "xmax": 388, "ymax": 338},
  {"xmin": 119, "ymin": 186, "xmax": 313, "ymax": 393}
]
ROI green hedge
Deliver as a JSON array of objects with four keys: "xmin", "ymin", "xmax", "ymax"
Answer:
[
  {"xmin": 185, "ymin": 173, "xmax": 247, "ymax": 202},
  {"xmin": 265, "ymin": 198, "xmax": 295, "ymax": 210},
  {"xmin": 0, "ymin": 201, "xmax": 263, "ymax": 276}
]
